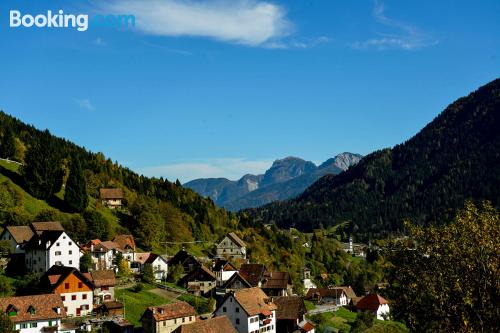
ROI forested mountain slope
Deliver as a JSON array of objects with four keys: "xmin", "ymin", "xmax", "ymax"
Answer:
[{"xmin": 247, "ymin": 79, "xmax": 500, "ymax": 239}]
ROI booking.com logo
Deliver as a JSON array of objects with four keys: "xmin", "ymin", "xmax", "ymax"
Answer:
[{"xmin": 9, "ymin": 10, "xmax": 136, "ymax": 31}]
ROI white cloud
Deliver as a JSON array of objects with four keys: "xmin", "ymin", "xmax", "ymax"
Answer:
[
  {"xmin": 74, "ymin": 98, "xmax": 96, "ymax": 111},
  {"xmin": 99, "ymin": 0, "xmax": 293, "ymax": 47},
  {"xmin": 140, "ymin": 158, "xmax": 273, "ymax": 183},
  {"xmin": 353, "ymin": 1, "xmax": 438, "ymax": 50}
]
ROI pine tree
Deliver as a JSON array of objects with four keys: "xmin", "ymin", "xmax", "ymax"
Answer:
[
  {"xmin": 0, "ymin": 127, "xmax": 16, "ymax": 159},
  {"xmin": 64, "ymin": 158, "xmax": 88, "ymax": 212},
  {"xmin": 22, "ymin": 130, "xmax": 64, "ymax": 199}
]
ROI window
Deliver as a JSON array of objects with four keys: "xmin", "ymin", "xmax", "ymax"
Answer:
[
  {"xmin": 61, "ymin": 296, "xmax": 65, "ymax": 301},
  {"xmin": 55, "ymin": 251, "xmax": 61, "ymax": 256},
  {"xmin": 236, "ymin": 319, "xmax": 240, "ymax": 325},
  {"xmin": 182, "ymin": 318, "xmax": 185, "ymax": 323},
  {"xmin": 236, "ymin": 307, "xmax": 239, "ymax": 313},
  {"xmin": 31, "ymin": 322, "xmax": 38, "ymax": 328},
  {"xmin": 21, "ymin": 323, "xmax": 28, "ymax": 329},
  {"xmin": 65, "ymin": 283, "xmax": 70, "ymax": 289},
  {"xmin": 69, "ymin": 242, "xmax": 72, "ymax": 246},
  {"xmin": 163, "ymin": 321, "xmax": 166, "ymax": 326},
  {"xmin": 82, "ymin": 294, "xmax": 87, "ymax": 300},
  {"xmin": 78, "ymin": 282, "xmax": 83, "ymax": 288},
  {"xmin": 69, "ymin": 260, "xmax": 73, "ymax": 265},
  {"xmin": 56, "ymin": 243, "xmax": 60, "ymax": 246},
  {"xmin": 222, "ymin": 307, "xmax": 226, "ymax": 312},
  {"xmin": 69, "ymin": 250, "xmax": 72, "ymax": 255},
  {"xmin": 72, "ymin": 295, "xmax": 76, "ymax": 301},
  {"xmin": 48, "ymin": 321, "xmax": 53, "ymax": 327},
  {"xmin": 55, "ymin": 261, "xmax": 62, "ymax": 266}
]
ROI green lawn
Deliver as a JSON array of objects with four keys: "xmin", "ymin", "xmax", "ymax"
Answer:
[
  {"xmin": 115, "ymin": 284, "xmax": 171, "ymax": 327},
  {"xmin": 304, "ymin": 300, "xmax": 316, "ymax": 311}
]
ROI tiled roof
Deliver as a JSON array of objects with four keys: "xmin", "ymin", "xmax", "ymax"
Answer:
[
  {"xmin": 213, "ymin": 259, "xmax": 236, "ymax": 271},
  {"xmin": 0, "ymin": 294, "xmax": 66, "ymax": 323},
  {"xmin": 99, "ymin": 188, "xmax": 124, "ymax": 199},
  {"xmin": 340, "ymin": 286, "xmax": 357, "ymax": 299},
  {"xmin": 356, "ymin": 294, "xmax": 388, "ymax": 311},
  {"xmin": 305, "ymin": 288, "xmax": 346, "ymax": 300},
  {"xmin": 98, "ymin": 241, "xmax": 120, "ymax": 251},
  {"xmin": 227, "ymin": 232, "xmax": 246, "ymax": 248},
  {"xmin": 135, "ymin": 252, "xmax": 152, "ymax": 265},
  {"xmin": 262, "ymin": 272, "xmax": 291, "ymax": 290},
  {"xmin": 31, "ymin": 222, "xmax": 64, "ymax": 234},
  {"xmin": 144, "ymin": 302, "xmax": 196, "ymax": 321},
  {"xmin": 233, "ymin": 287, "xmax": 277, "ymax": 316},
  {"xmin": 173, "ymin": 316, "xmax": 237, "ymax": 333},
  {"xmin": 239, "ymin": 264, "xmax": 267, "ymax": 287},
  {"xmin": 90, "ymin": 270, "xmax": 116, "ymax": 287},
  {"xmin": 102, "ymin": 301, "xmax": 123, "ymax": 310},
  {"xmin": 169, "ymin": 250, "xmax": 199, "ymax": 267},
  {"xmin": 298, "ymin": 320, "xmax": 315, "ymax": 332},
  {"xmin": 4, "ymin": 226, "xmax": 34, "ymax": 244},
  {"xmin": 222, "ymin": 272, "xmax": 252, "ymax": 289},
  {"xmin": 273, "ymin": 296, "xmax": 306, "ymax": 320},
  {"xmin": 41, "ymin": 265, "xmax": 94, "ymax": 291},
  {"xmin": 112, "ymin": 234, "xmax": 136, "ymax": 251}
]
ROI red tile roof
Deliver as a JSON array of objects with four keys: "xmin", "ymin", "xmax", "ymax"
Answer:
[
  {"xmin": 143, "ymin": 302, "xmax": 196, "ymax": 322},
  {"xmin": 356, "ymin": 294, "xmax": 388, "ymax": 312},
  {"xmin": 233, "ymin": 287, "xmax": 277, "ymax": 316},
  {"xmin": 112, "ymin": 234, "xmax": 136, "ymax": 251},
  {"xmin": 90, "ymin": 270, "xmax": 116, "ymax": 287},
  {"xmin": 173, "ymin": 316, "xmax": 237, "ymax": 333},
  {"xmin": 0, "ymin": 294, "xmax": 66, "ymax": 323}
]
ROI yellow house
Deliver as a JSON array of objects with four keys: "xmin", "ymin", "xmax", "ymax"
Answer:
[{"xmin": 141, "ymin": 302, "xmax": 196, "ymax": 333}]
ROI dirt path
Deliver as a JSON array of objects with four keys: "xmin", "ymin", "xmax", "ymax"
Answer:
[{"xmin": 149, "ymin": 288, "xmax": 184, "ymax": 301}]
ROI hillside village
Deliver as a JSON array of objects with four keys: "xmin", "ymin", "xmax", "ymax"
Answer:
[{"xmin": 0, "ymin": 217, "xmax": 394, "ymax": 333}]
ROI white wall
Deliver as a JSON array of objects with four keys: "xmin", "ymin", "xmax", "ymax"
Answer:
[
  {"xmin": 376, "ymin": 304, "xmax": 390, "ymax": 320},
  {"xmin": 14, "ymin": 318, "xmax": 62, "ymax": 333},
  {"xmin": 62, "ymin": 291, "xmax": 94, "ymax": 317},
  {"xmin": 48, "ymin": 233, "xmax": 80, "ymax": 269}
]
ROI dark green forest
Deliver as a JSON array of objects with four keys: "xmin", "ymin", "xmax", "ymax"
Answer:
[{"xmin": 247, "ymin": 78, "xmax": 500, "ymax": 240}]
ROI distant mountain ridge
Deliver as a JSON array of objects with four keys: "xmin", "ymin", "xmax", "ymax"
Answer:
[
  {"xmin": 246, "ymin": 78, "xmax": 500, "ymax": 240},
  {"xmin": 184, "ymin": 153, "xmax": 362, "ymax": 211}
]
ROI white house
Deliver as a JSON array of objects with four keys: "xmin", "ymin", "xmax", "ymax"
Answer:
[
  {"xmin": 356, "ymin": 294, "xmax": 390, "ymax": 320},
  {"xmin": 302, "ymin": 268, "xmax": 317, "ymax": 293},
  {"xmin": 23, "ymin": 222, "xmax": 80, "ymax": 275},
  {"xmin": 215, "ymin": 287, "xmax": 277, "ymax": 333},
  {"xmin": 0, "ymin": 294, "xmax": 76, "ymax": 333},
  {"xmin": 41, "ymin": 266, "xmax": 94, "ymax": 317},
  {"xmin": 135, "ymin": 253, "xmax": 169, "ymax": 281},
  {"xmin": 215, "ymin": 232, "xmax": 247, "ymax": 260}
]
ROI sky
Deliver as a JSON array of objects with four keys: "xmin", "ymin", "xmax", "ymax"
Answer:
[{"xmin": 0, "ymin": 0, "xmax": 498, "ymax": 183}]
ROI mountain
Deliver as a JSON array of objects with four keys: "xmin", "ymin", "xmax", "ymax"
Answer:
[
  {"xmin": 247, "ymin": 79, "xmax": 500, "ymax": 239},
  {"xmin": 184, "ymin": 153, "xmax": 362, "ymax": 211}
]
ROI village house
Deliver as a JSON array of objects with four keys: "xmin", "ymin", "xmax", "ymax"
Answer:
[
  {"xmin": 272, "ymin": 296, "xmax": 311, "ymax": 333},
  {"xmin": 100, "ymin": 188, "xmax": 124, "ymax": 209},
  {"xmin": 215, "ymin": 287, "xmax": 277, "ymax": 333},
  {"xmin": 113, "ymin": 234, "xmax": 136, "ymax": 262},
  {"xmin": 221, "ymin": 272, "xmax": 252, "ymax": 294},
  {"xmin": 305, "ymin": 288, "xmax": 348, "ymax": 306},
  {"xmin": 23, "ymin": 222, "xmax": 81, "ymax": 275},
  {"xmin": 168, "ymin": 250, "xmax": 200, "ymax": 274},
  {"xmin": 0, "ymin": 225, "xmax": 33, "ymax": 254},
  {"xmin": 83, "ymin": 240, "xmax": 117, "ymax": 270},
  {"xmin": 101, "ymin": 318, "xmax": 134, "ymax": 333},
  {"xmin": 172, "ymin": 316, "xmax": 237, "ymax": 333},
  {"xmin": 213, "ymin": 259, "xmax": 238, "ymax": 287},
  {"xmin": 356, "ymin": 294, "xmax": 390, "ymax": 320},
  {"xmin": 134, "ymin": 252, "xmax": 169, "ymax": 281},
  {"xmin": 0, "ymin": 294, "xmax": 75, "ymax": 333},
  {"xmin": 87, "ymin": 269, "xmax": 116, "ymax": 304},
  {"xmin": 261, "ymin": 272, "xmax": 293, "ymax": 297},
  {"xmin": 95, "ymin": 301, "xmax": 125, "ymax": 318},
  {"xmin": 215, "ymin": 233, "xmax": 247, "ymax": 260},
  {"xmin": 41, "ymin": 265, "xmax": 94, "ymax": 317},
  {"xmin": 140, "ymin": 301, "xmax": 196, "ymax": 333},
  {"xmin": 238, "ymin": 264, "xmax": 292, "ymax": 296},
  {"xmin": 178, "ymin": 265, "xmax": 216, "ymax": 297}
]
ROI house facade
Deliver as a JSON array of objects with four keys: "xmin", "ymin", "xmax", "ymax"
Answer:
[
  {"xmin": 24, "ymin": 229, "xmax": 80, "ymax": 275},
  {"xmin": 41, "ymin": 266, "xmax": 94, "ymax": 317},
  {"xmin": 0, "ymin": 294, "xmax": 74, "ymax": 333},
  {"xmin": 262, "ymin": 272, "xmax": 293, "ymax": 297},
  {"xmin": 273, "ymin": 296, "xmax": 313, "ymax": 333},
  {"xmin": 215, "ymin": 287, "xmax": 277, "ymax": 333},
  {"xmin": 134, "ymin": 253, "xmax": 169, "ymax": 281},
  {"xmin": 215, "ymin": 233, "xmax": 247, "ymax": 260},
  {"xmin": 213, "ymin": 259, "xmax": 238, "ymax": 287},
  {"xmin": 0, "ymin": 225, "xmax": 33, "ymax": 254},
  {"xmin": 168, "ymin": 250, "xmax": 200, "ymax": 274},
  {"xmin": 140, "ymin": 302, "xmax": 196, "ymax": 333},
  {"xmin": 305, "ymin": 288, "xmax": 348, "ymax": 306},
  {"xmin": 178, "ymin": 265, "xmax": 216, "ymax": 297},
  {"xmin": 89, "ymin": 269, "xmax": 116, "ymax": 304},
  {"xmin": 356, "ymin": 294, "xmax": 390, "ymax": 320},
  {"xmin": 100, "ymin": 188, "xmax": 124, "ymax": 209},
  {"xmin": 222, "ymin": 272, "xmax": 252, "ymax": 294}
]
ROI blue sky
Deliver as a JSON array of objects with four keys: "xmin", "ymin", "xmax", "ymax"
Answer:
[{"xmin": 0, "ymin": 0, "xmax": 498, "ymax": 182}]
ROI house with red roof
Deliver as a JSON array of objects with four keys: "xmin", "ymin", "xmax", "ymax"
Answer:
[{"xmin": 356, "ymin": 293, "xmax": 390, "ymax": 320}]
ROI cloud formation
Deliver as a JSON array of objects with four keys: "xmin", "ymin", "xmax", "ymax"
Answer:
[
  {"xmin": 100, "ymin": 0, "xmax": 292, "ymax": 47},
  {"xmin": 353, "ymin": 1, "xmax": 438, "ymax": 50},
  {"xmin": 140, "ymin": 158, "xmax": 273, "ymax": 183},
  {"xmin": 74, "ymin": 98, "xmax": 96, "ymax": 111}
]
